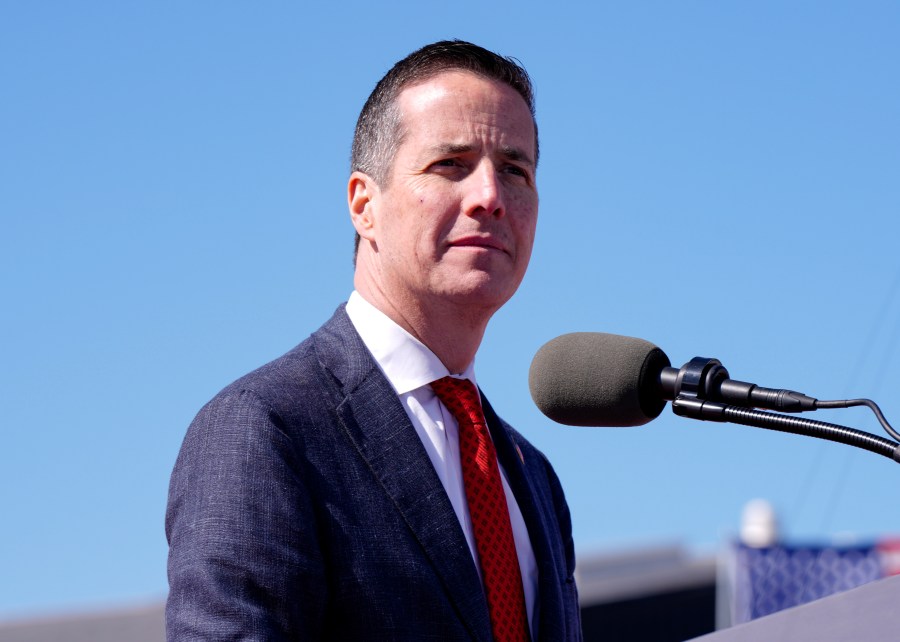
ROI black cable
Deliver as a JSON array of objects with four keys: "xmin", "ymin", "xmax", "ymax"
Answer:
[{"xmin": 814, "ymin": 398, "xmax": 900, "ymax": 442}]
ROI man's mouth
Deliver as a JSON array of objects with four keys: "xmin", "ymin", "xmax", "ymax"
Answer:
[{"xmin": 448, "ymin": 235, "xmax": 507, "ymax": 254}]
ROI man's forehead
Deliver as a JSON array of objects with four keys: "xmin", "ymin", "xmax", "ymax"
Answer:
[
  {"xmin": 396, "ymin": 72, "xmax": 536, "ymax": 146},
  {"xmin": 397, "ymin": 69, "xmax": 524, "ymax": 108}
]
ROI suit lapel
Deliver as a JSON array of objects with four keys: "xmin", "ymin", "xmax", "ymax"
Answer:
[
  {"xmin": 481, "ymin": 393, "xmax": 567, "ymax": 642},
  {"xmin": 315, "ymin": 308, "xmax": 493, "ymax": 642}
]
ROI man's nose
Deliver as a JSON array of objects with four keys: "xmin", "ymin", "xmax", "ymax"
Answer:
[{"xmin": 462, "ymin": 162, "xmax": 505, "ymax": 218}]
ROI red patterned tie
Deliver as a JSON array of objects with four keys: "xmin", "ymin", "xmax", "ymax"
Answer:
[{"xmin": 431, "ymin": 376, "xmax": 530, "ymax": 642}]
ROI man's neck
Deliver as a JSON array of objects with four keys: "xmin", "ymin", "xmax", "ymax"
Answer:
[{"xmin": 352, "ymin": 283, "xmax": 492, "ymax": 375}]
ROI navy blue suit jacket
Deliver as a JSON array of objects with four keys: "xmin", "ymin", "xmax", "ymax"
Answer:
[{"xmin": 166, "ymin": 306, "xmax": 582, "ymax": 640}]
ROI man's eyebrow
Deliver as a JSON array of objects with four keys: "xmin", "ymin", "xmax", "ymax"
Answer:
[
  {"xmin": 499, "ymin": 145, "xmax": 535, "ymax": 167},
  {"xmin": 431, "ymin": 143, "xmax": 474, "ymax": 156}
]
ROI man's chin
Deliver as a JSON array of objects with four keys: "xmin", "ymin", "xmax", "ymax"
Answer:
[{"xmin": 437, "ymin": 274, "xmax": 521, "ymax": 310}]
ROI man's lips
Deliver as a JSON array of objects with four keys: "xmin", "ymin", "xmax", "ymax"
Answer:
[{"xmin": 447, "ymin": 235, "xmax": 508, "ymax": 254}]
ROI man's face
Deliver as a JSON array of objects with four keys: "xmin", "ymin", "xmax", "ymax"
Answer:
[{"xmin": 358, "ymin": 71, "xmax": 539, "ymax": 318}]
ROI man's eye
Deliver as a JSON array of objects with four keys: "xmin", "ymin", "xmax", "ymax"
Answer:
[{"xmin": 504, "ymin": 165, "xmax": 529, "ymax": 179}]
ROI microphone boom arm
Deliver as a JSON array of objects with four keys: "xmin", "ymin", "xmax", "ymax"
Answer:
[
  {"xmin": 672, "ymin": 394, "xmax": 900, "ymax": 464},
  {"xmin": 666, "ymin": 355, "xmax": 900, "ymax": 463}
]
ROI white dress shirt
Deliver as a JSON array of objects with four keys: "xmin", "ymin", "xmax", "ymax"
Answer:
[{"xmin": 345, "ymin": 291, "xmax": 538, "ymax": 633}]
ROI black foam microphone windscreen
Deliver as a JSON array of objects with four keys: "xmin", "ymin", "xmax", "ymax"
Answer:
[{"xmin": 529, "ymin": 332, "xmax": 671, "ymax": 427}]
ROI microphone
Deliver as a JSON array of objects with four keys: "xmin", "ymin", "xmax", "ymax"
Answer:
[
  {"xmin": 529, "ymin": 332, "xmax": 900, "ymax": 464},
  {"xmin": 528, "ymin": 332, "xmax": 670, "ymax": 427},
  {"xmin": 529, "ymin": 332, "xmax": 818, "ymax": 427}
]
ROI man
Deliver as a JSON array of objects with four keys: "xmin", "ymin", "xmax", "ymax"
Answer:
[{"xmin": 166, "ymin": 40, "xmax": 581, "ymax": 641}]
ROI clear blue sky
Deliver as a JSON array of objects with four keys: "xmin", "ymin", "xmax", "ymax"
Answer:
[{"xmin": 3, "ymin": 1, "xmax": 899, "ymax": 619}]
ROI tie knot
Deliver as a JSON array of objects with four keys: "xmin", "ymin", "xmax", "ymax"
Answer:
[{"xmin": 431, "ymin": 376, "xmax": 484, "ymax": 427}]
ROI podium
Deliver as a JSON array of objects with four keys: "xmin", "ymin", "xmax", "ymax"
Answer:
[{"xmin": 688, "ymin": 573, "xmax": 900, "ymax": 641}]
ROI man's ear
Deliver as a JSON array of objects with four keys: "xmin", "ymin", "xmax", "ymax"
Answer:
[{"xmin": 348, "ymin": 171, "xmax": 379, "ymax": 242}]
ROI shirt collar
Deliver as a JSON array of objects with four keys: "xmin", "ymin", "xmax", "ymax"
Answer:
[{"xmin": 346, "ymin": 291, "xmax": 477, "ymax": 395}]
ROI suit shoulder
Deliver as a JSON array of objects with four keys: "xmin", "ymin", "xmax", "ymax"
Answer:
[
  {"xmin": 220, "ymin": 334, "xmax": 321, "ymax": 404},
  {"xmin": 203, "ymin": 305, "xmax": 363, "ymax": 418}
]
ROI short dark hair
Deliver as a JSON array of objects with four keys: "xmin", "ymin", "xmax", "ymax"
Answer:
[{"xmin": 350, "ymin": 40, "xmax": 538, "ymax": 258}]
